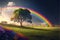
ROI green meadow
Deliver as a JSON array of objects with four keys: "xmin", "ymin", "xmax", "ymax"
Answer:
[{"xmin": 0, "ymin": 24, "xmax": 60, "ymax": 40}]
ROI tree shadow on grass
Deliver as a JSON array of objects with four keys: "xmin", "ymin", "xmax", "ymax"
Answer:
[{"xmin": 19, "ymin": 26, "xmax": 49, "ymax": 31}]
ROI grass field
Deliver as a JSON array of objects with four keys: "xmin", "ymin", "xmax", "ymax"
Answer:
[{"xmin": 0, "ymin": 24, "xmax": 60, "ymax": 40}]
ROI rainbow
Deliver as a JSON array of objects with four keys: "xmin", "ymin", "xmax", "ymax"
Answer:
[
  {"xmin": 4, "ymin": 6, "xmax": 53, "ymax": 26},
  {"xmin": 30, "ymin": 10, "xmax": 52, "ymax": 27}
]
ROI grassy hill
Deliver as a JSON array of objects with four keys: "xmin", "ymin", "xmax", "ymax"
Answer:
[{"xmin": 0, "ymin": 24, "xmax": 60, "ymax": 40}]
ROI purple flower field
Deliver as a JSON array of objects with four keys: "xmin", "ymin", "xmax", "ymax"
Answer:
[{"xmin": 0, "ymin": 26, "xmax": 28, "ymax": 40}]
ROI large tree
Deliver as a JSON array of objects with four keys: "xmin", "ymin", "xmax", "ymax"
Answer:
[{"xmin": 11, "ymin": 8, "xmax": 32, "ymax": 27}]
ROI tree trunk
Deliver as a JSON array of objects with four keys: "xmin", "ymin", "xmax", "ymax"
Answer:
[
  {"xmin": 20, "ymin": 22, "xmax": 22, "ymax": 27},
  {"xmin": 20, "ymin": 18, "xmax": 23, "ymax": 27}
]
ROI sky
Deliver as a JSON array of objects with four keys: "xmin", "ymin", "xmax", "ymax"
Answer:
[{"xmin": 0, "ymin": 0, "xmax": 59, "ymax": 25}]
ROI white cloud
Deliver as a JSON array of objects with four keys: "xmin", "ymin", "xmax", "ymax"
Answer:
[{"xmin": 7, "ymin": 2, "xmax": 15, "ymax": 6}]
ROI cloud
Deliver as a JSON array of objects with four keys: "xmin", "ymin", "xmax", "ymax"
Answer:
[{"xmin": 7, "ymin": 2, "xmax": 15, "ymax": 6}]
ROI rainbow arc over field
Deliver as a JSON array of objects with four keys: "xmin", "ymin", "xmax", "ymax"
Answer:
[
  {"xmin": 3, "ymin": 6, "xmax": 53, "ymax": 26},
  {"xmin": 29, "ymin": 9, "xmax": 52, "ymax": 27}
]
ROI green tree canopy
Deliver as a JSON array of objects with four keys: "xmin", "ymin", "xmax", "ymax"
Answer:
[{"xmin": 11, "ymin": 8, "xmax": 32, "ymax": 26}]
